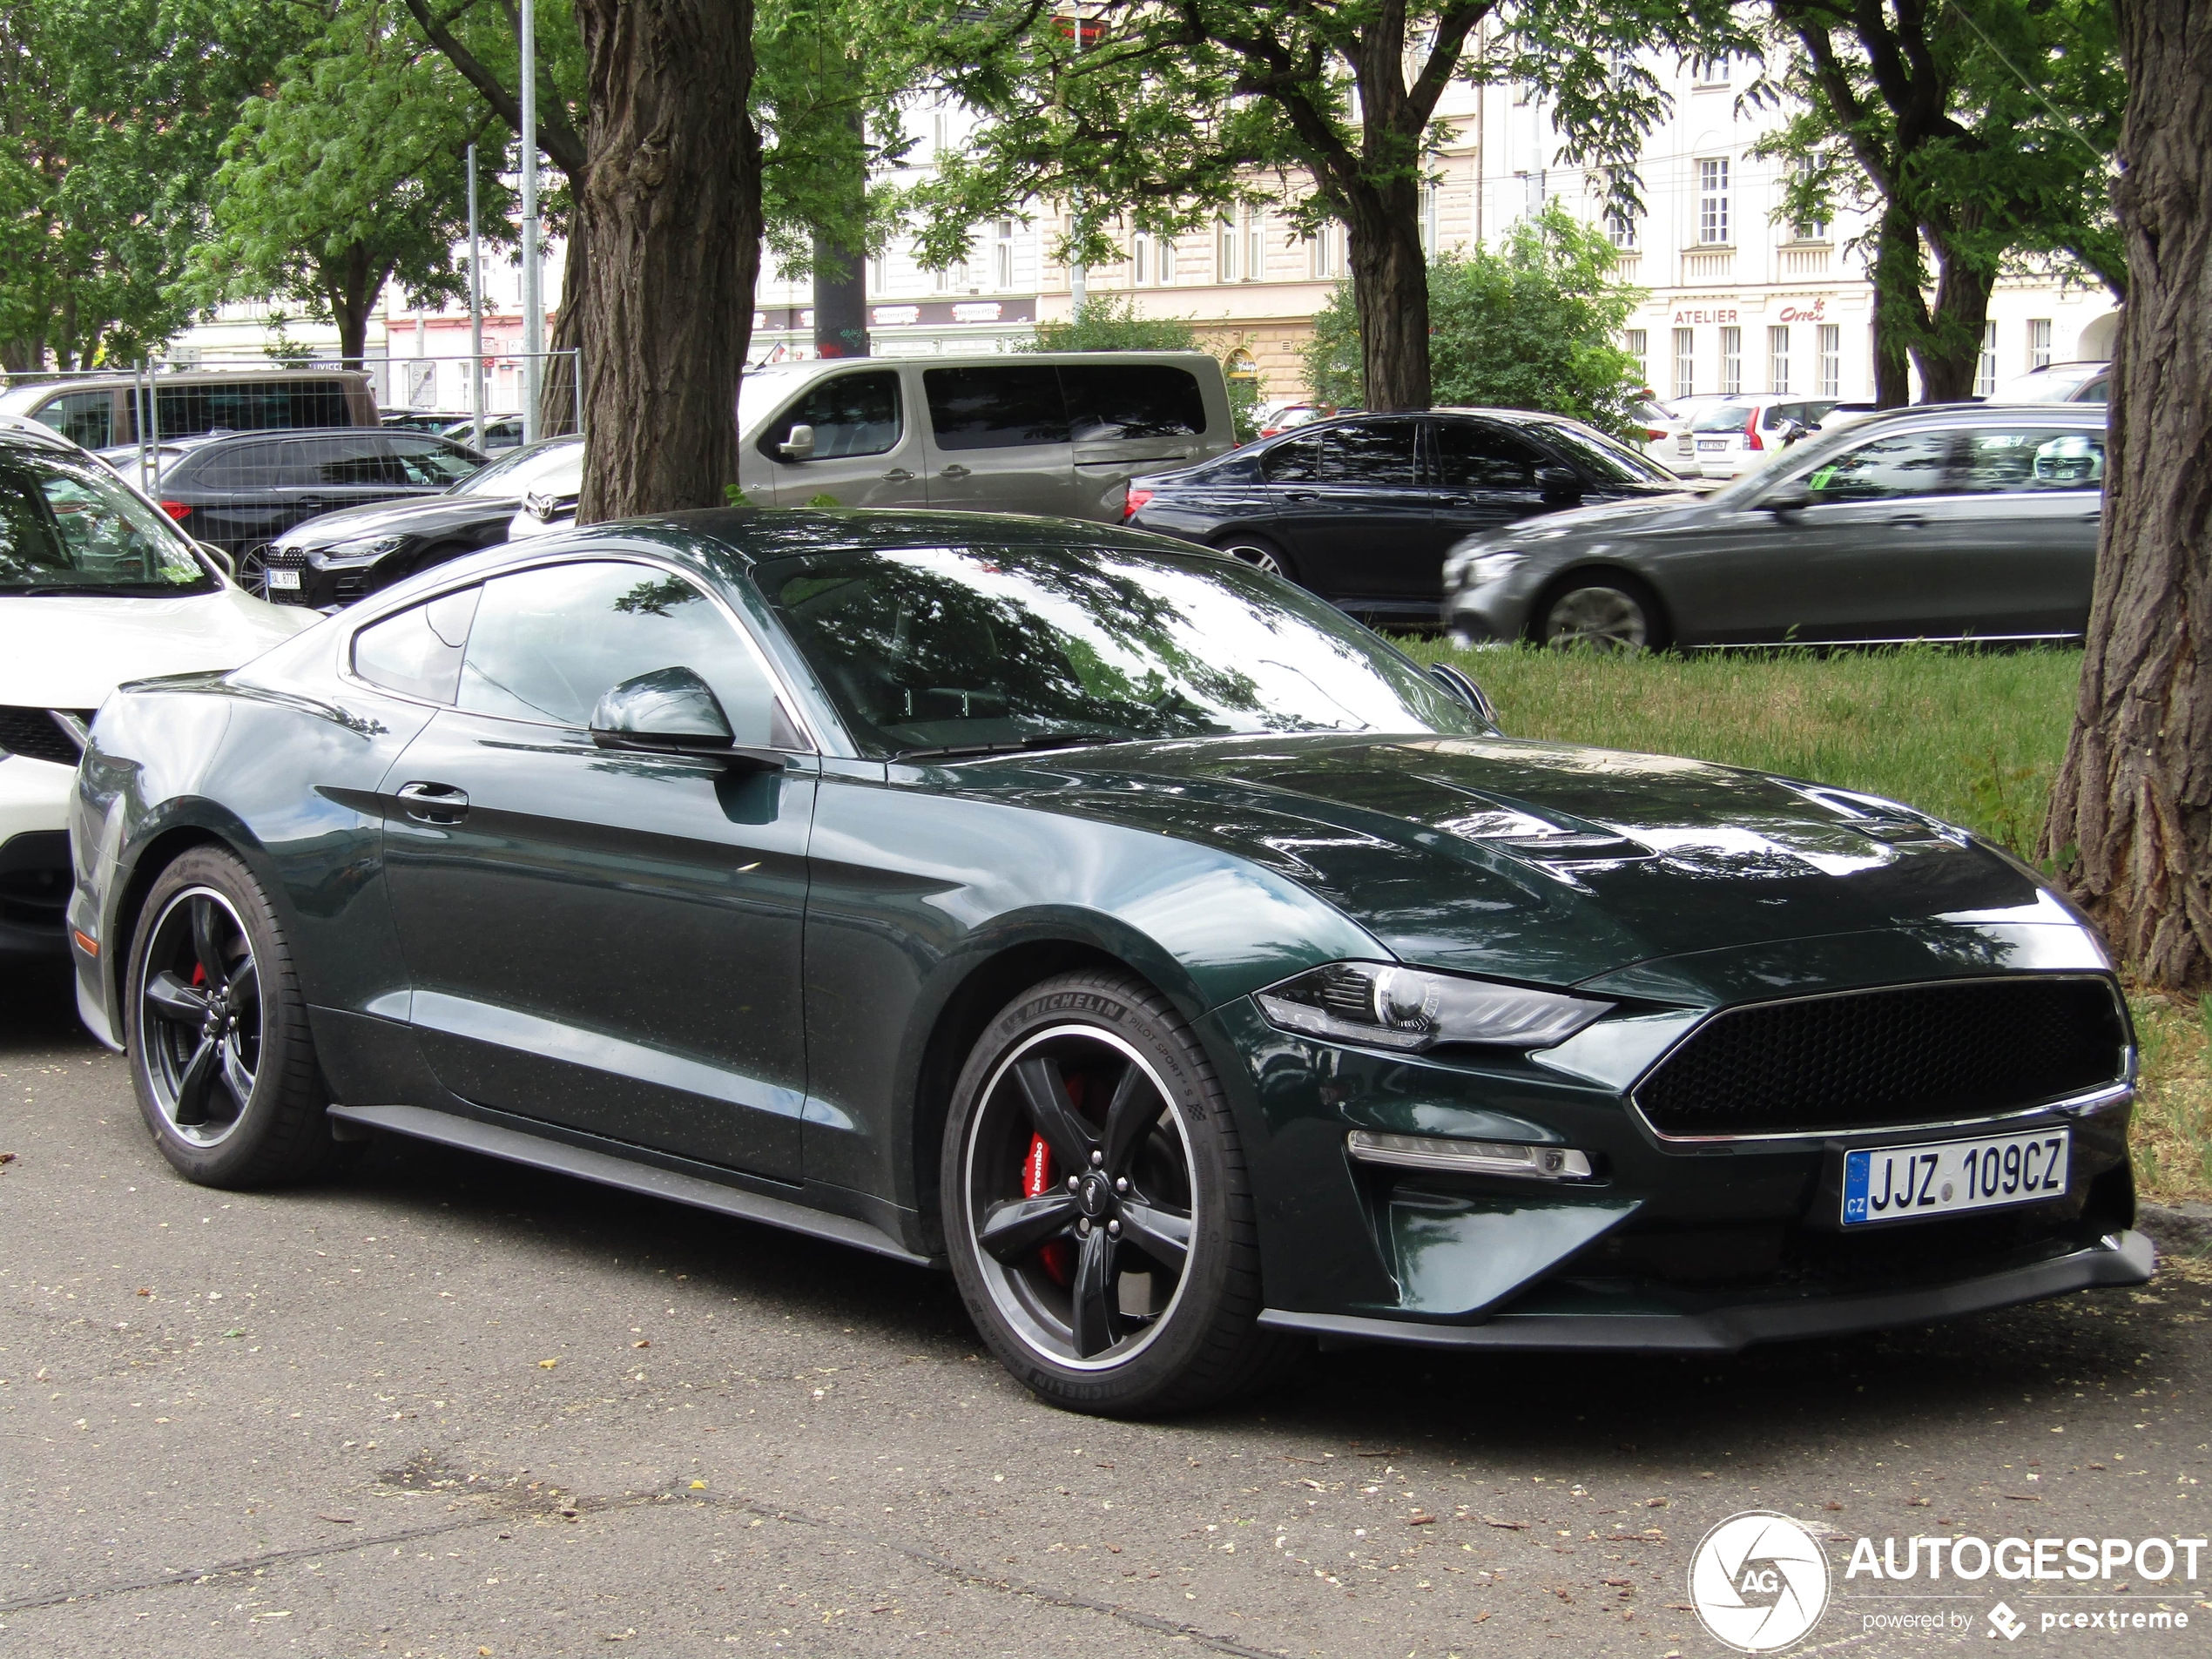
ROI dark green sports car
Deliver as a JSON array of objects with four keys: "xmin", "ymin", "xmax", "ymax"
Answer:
[{"xmin": 67, "ymin": 509, "xmax": 2152, "ymax": 1416}]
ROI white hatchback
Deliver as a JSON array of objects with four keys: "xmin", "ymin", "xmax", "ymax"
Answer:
[
  {"xmin": 1683, "ymin": 397, "xmax": 1838, "ymax": 478},
  {"xmin": 0, "ymin": 423, "xmax": 314, "ymax": 968}
]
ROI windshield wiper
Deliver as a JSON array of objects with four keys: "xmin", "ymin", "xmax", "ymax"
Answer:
[{"xmin": 894, "ymin": 732, "xmax": 1133, "ymax": 762}]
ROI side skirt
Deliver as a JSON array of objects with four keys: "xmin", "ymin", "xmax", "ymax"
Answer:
[{"xmin": 327, "ymin": 1102, "xmax": 938, "ymax": 1269}]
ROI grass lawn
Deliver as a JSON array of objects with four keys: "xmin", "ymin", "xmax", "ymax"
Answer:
[{"xmin": 1399, "ymin": 641, "xmax": 2212, "ymax": 1204}]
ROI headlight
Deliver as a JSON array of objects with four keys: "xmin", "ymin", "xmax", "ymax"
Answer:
[
  {"xmin": 1256, "ymin": 962, "xmax": 1614, "ymax": 1052},
  {"xmin": 317, "ymin": 535, "xmax": 404, "ymax": 564},
  {"xmin": 1469, "ymin": 550, "xmax": 1527, "ymax": 586}
]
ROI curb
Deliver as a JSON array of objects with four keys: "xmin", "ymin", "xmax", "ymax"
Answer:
[{"xmin": 2139, "ymin": 1201, "xmax": 2212, "ymax": 1258}]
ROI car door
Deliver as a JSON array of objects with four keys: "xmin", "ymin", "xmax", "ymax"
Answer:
[
  {"xmin": 1932, "ymin": 423, "xmax": 2107, "ymax": 636},
  {"xmin": 1656, "ymin": 427, "xmax": 1960, "ymax": 642},
  {"xmin": 752, "ymin": 367, "xmax": 930, "ymax": 508},
  {"xmin": 172, "ymin": 440, "xmax": 293, "ymax": 556},
  {"xmin": 919, "ymin": 364, "xmax": 1080, "ymax": 516},
  {"xmin": 1267, "ymin": 418, "xmax": 1429, "ymax": 612},
  {"xmin": 1062, "ymin": 361, "xmax": 1211, "ymax": 520},
  {"xmin": 1426, "ymin": 417, "xmax": 1558, "ymax": 572},
  {"xmin": 266, "ymin": 434, "xmax": 424, "ymax": 539},
  {"xmin": 374, "ymin": 556, "xmax": 815, "ymax": 1182}
]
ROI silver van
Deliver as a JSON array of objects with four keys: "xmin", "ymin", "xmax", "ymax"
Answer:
[
  {"xmin": 734, "ymin": 352, "xmax": 1237, "ymax": 518},
  {"xmin": 0, "ymin": 368, "xmax": 381, "ymax": 452}
]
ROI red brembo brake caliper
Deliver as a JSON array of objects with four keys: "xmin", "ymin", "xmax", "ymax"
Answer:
[{"xmin": 1022, "ymin": 1073, "xmax": 1082, "ymax": 1285}]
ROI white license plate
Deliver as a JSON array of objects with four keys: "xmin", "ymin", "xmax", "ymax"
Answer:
[
  {"xmin": 1696, "ymin": 439, "xmax": 1729, "ymax": 451},
  {"xmin": 1841, "ymin": 1129, "xmax": 2069, "ymax": 1226},
  {"xmin": 265, "ymin": 569, "xmax": 301, "ymax": 590}
]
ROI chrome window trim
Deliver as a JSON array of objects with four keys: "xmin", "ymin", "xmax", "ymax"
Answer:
[
  {"xmin": 335, "ymin": 545, "xmax": 827, "ymax": 754},
  {"xmin": 1626, "ymin": 973, "xmax": 2133, "ymax": 1147}
]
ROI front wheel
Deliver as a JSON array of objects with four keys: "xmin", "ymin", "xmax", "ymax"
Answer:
[
  {"xmin": 1538, "ymin": 577, "xmax": 1663, "ymax": 652},
  {"xmin": 125, "ymin": 846, "xmax": 343, "ymax": 1188},
  {"xmin": 941, "ymin": 970, "xmax": 1296, "ymax": 1416},
  {"xmin": 1217, "ymin": 535, "xmax": 1294, "ymax": 582}
]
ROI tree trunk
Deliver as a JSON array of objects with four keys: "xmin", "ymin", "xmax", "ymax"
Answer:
[
  {"xmin": 574, "ymin": 0, "xmax": 762, "ymax": 522},
  {"xmin": 1912, "ymin": 250, "xmax": 1995, "ymax": 404},
  {"xmin": 322, "ymin": 242, "xmax": 386, "ymax": 371},
  {"xmin": 1340, "ymin": 188, "xmax": 1430, "ymax": 410},
  {"xmin": 537, "ymin": 214, "xmax": 588, "ymax": 438},
  {"xmin": 1870, "ymin": 203, "xmax": 1922, "ymax": 407},
  {"xmin": 2040, "ymin": 0, "xmax": 2212, "ymax": 995}
]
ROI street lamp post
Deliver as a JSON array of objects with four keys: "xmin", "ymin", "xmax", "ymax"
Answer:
[
  {"xmin": 468, "ymin": 142, "xmax": 485, "ymax": 454},
  {"xmin": 519, "ymin": 0, "xmax": 543, "ymax": 444}
]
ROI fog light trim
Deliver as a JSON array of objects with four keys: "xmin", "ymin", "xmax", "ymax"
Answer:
[{"xmin": 1345, "ymin": 1130, "xmax": 1592, "ymax": 1180}]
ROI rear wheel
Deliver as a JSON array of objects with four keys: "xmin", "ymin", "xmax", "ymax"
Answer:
[
  {"xmin": 1538, "ymin": 576, "xmax": 1664, "ymax": 652},
  {"xmin": 942, "ymin": 970, "xmax": 1296, "ymax": 1416},
  {"xmin": 125, "ymin": 846, "xmax": 342, "ymax": 1188},
  {"xmin": 235, "ymin": 545, "xmax": 269, "ymax": 599},
  {"xmin": 1217, "ymin": 535, "xmax": 1294, "ymax": 582}
]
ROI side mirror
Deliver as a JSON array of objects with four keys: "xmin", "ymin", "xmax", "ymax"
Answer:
[
  {"xmin": 1428, "ymin": 662, "xmax": 1501, "ymax": 731},
  {"xmin": 1535, "ymin": 465, "xmax": 1582, "ymax": 501},
  {"xmin": 589, "ymin": 666, "xmax": 781, "ymax": 769},
  {"xmin": 778, "ymin": 423, "xmax": 816, "ymax": 462},
  {"xmin": 196, "ymin": 541, "xmax": 238, "ymax": 578},
  {"xmin": 1764, "ymin": 483, "xmax": 1813, "ymax": 516}
]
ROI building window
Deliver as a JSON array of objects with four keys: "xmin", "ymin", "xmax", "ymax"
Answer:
[
  {"xmin": 1244, "ymin": 205, "xmax": 1264, "ymax": 281},
  {"xmin": 1976, "ymin": 320, "xmax": 1998, "ymax": 396},
  {"xmin": 1419, "ymin": 182, "xmax": 1438, "ymax": 256},
  {"xmin": 1790, "ymin": 158, "xmax": 1831, "ymax": 240},
  {"xmin": 1696, "ymin": 55, "xmax": 1731, "ymax": 86},
  {"xmin": 1521, "ymin": 170, "xmax": 1546, "ymax": 219},
  {"xmin": 1626, "ymin": 328, "xmax": 1649, "ymax": 388},
  {"xmin": 993, "ymin": 219, "xmax": 1015, "ymax": 291},
  {"xmin": 1820, "ymin": 324, "xmax": 1842, "ymax": 397},
  {"xmin": 868, "ymin": 249, "xmax": 888, "ymax": 296},
  {"xmin": 931, "ymin": 109, "xmax": 950, "ymax": 161},
  {"xmin": 1606, "ymin": 207, "xmax": 1639, "ymax": 251},
  {"xmin": 1719, "ymin": 327, "xmax": 1742, "ymax": 395},
  {"xmin": 1131, "ymin": 233, "xmax": 1149, "ymax": 287},
  {"xmin": 1673, "ymin": 327, "xmax": 1696, "ymax": 398},
  {"xmin": 1308, "ymin": 220, "xmax": 1340, "ymax": 280},
  {"xmin": 1697, "ymin": 159, "xmax": 1730, "ymax": 245},
  {"xmin": 2028, "ymin": 318, "xmax": 2053, "ymax": 369},
  {"xmin": 1157, "ymin": 233, "xmax": 1175, "ymax": 287},
  {"xmin": 1217, "ymin": 213, "xmax": 1237, "ymax": 282},
  {"xmin": 1769, "ymin": 325, "xmax": 1791, "ymax": 395}
]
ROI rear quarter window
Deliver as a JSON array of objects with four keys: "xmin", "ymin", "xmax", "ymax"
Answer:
[{"xmin": 922, "ymin": 366, "xmax": 1070, "ymax": 451}]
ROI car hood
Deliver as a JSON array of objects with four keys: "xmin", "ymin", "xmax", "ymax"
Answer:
[
  {"xmin": 931, "ymin": 733, "xmax": 2088, "ymax": 998},
  {"xmin": 1465, "ymin": 491, "xmax": 1715, "ymax": 548},
  {"xmin": 0, "ymin": 589, "xmax": 315, "ymax": 709},
  {"xmin": 280, "ymin": 492, "xmax": 517, "ymax": 549}
]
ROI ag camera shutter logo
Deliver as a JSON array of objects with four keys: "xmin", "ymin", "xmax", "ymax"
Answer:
[{"xmin": 1689, "ymin": 1510, "xmax": 1832, "ymax": 1652}]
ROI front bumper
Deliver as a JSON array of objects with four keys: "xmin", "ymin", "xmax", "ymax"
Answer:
[
  {"xmin": 0, "ymin": 754, "xmax": 76, "ymax": 961},
  {"xmin": 1261, "ymin": 1228, "xmax": 2155, "ymax": 1352}
]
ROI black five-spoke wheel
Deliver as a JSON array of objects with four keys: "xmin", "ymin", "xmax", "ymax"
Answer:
[
  {"xmin": 138, "ymin": 887, "xmax": 263, "ymax": 1146},
  {"xmin": 968, "ymin": 1028, "xmax": 1197, "ymax": 1366}
]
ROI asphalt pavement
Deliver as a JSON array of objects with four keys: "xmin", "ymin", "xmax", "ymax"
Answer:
[{"xmin": 2, "ymin": 976, "xmax": 2207, "ymax": 1658}]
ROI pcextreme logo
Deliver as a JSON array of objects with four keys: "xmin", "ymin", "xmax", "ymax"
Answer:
[{"xmin": 1689, "ymin": 1511, "xmax": 1831, "ymax": 1653}]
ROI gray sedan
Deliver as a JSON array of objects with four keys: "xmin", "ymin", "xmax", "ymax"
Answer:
[{"xmin": 1443, "ymin": 404, "xmax": 2107, "ymax": 650}]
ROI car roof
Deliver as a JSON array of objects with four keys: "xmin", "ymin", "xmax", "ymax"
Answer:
[
  {"xmin": 1841, "ymin": 401, "xmax": 2107, "ymax": 427},
  {"xmin": 0, "ymin": 417, "xmax": 89, "ymax": 457},
  {"xmin": 176, "ymin": 425, "xmax": 471, "ymax": 451}
]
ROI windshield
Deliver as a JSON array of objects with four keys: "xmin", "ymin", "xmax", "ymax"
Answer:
[
  {"xmin": 1689, "ymin": 402, "xmax": 1758, "ymax": 434},
  {"xmin": 757, "ymin": 542, "xmax": 1487, "ymax": 758},
  {"xmin": 1532, "ymin": 420, "xmax": 1681, "ymax": 486},
  {"xmin": 737, "ymin": 368, "xmax": 810, "ymax": 435},
  {"xmin": 1992, "ymin": 365, "xmax": 2106, "ymax": 403},
  {"xmin": 0, "ymin": 449, "xmax": 212, "ymax": 594},
  {"xmin": 456, "ymin": 438, "xmax": 584, "ymax": 497}
]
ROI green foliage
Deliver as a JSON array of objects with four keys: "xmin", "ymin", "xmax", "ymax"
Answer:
[
  {"xmin": 1021, "ymin": 294, "xmax": 1201, "ymax": 354},
  {"xmin": 185, "ymin": 1, "xmax": 506, "ymax": 361},
  {"xmin": 1305, "ymin": 206, "xmax": 1644, "ymax": 433},
  {"xmin": 0, "ymin": 0, "xmax": 304, "ymax": 369}
]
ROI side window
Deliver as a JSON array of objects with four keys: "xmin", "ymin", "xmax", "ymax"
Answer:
[
  {"xmin": 1320, "ymin": 421, "xmax": 1418, "ymax": 486},
  {"xmin": 1262, "ymin": 432, "xmax": 1323, "ymax": 483},
  {"xmin": 455, "ymin": 561, "xmax": 779, "ymax": 743},
  {"xmin": 757, "ymin": 370, "xmax": 903, "ymax": 462},
  {"xmin": 1952, "ymin": 428, "xmax": 2106, "ymax": 494},
  {"xmin": 282, "ymin": 435, "xmax": 404, "ymax": 487},
  {"xmin": 922, "ymin": 366, "xmax": 1069, "ymax": 451},
  {"xmin": 191, "ymin": 442, "xmax": 287, "ymax": 489},
  {"xmin": 34, "ymin": 391, "xmax": 114, "ymax": 450},
  {"xmin": 390, "ymin": 439, "xmax": 480, "ymax": 487},
  {"xmin": 1797, "ymin": 430, "xmax": 1955, "ymax": 502},
  {"xmin": 1061, "ymin": 364, "xmax": 1205, "ymax": 442},
  {"xmin": 1430, "ymin": 420, "xmax": 1545, "ymax": 489},
  {"xmin": 353, "ymin": 587, "xmax": 482, "ymax": 703}
]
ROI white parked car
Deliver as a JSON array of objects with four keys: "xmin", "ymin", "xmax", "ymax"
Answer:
[
  {"xmin": 0, "ymin": 422, "xmax": 314, "ymax": 968},
  {"xmin": 1683, "ymin": 396, "xmax": 1839, "ymax": 478}
]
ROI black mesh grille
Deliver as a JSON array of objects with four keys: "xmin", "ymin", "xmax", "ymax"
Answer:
[
  {"xmin": 0, "ymin": 707, "xmax": 84, "ymax": 768},
  {"xmin": 1636, "ymin": 978, "xmax": 2127, "ymax": 1137},
  {"xmin": 266, "ymin": 543, "xmax": 307, "ymax": 569}
]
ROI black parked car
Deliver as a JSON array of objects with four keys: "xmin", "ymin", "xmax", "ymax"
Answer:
[
  {"xmin": 1124, "ymin": 408, "xmax": 1691, "ymax": 624},
  {"xmin": 259, "ymin": 435, "xmax": 581, "ymax": 608},
  {"xmin": 151, "ymin": 428, "xmax": 485, "ymax": 575}
]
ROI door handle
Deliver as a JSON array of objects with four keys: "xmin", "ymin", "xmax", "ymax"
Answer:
[
  {"xmin": 881, "ymin": 468, "xmax": 916, "ymax": 482},
  {"xmin": 1888, "ymin": 514, "xmax": 1926, "ymax": 530},
  {"xmin": 395, "ymin": 780, "xmax": 469, "ymax": 825},
  {"xmin": 939, "ymin": 464, "xmax": 972, "ymax": 479},
  {"xmin": 1283, "ymin": 490, "xmax": 1318, "ymax": 502}
]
